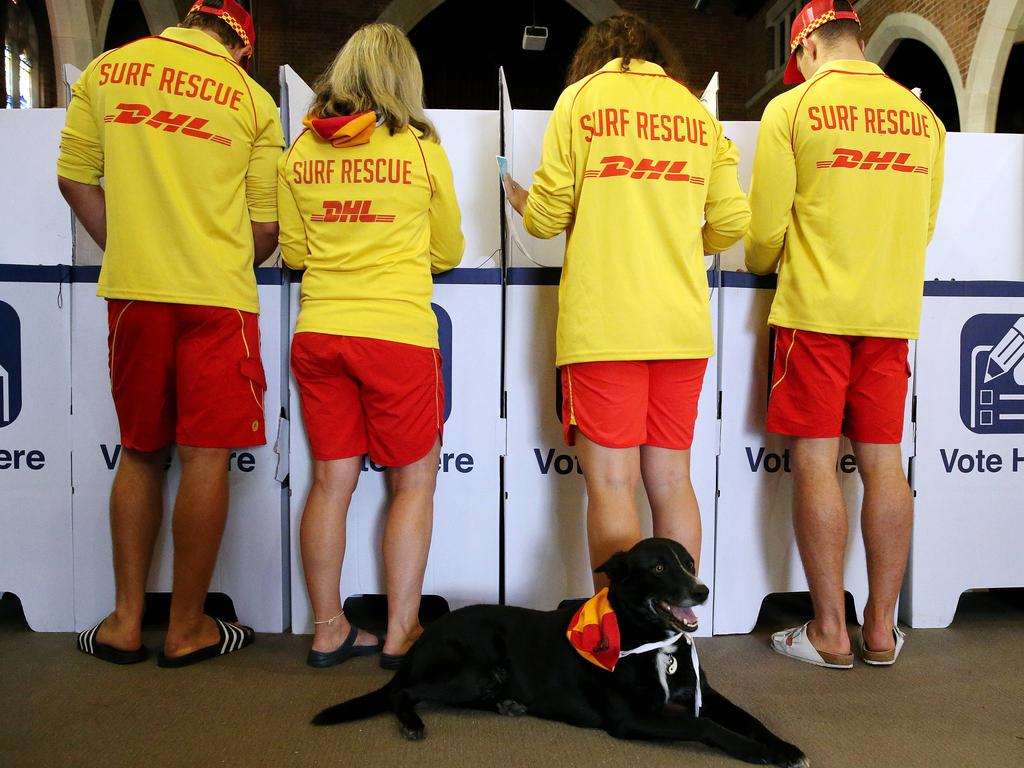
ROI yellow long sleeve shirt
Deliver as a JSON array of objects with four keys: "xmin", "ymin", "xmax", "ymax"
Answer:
[
  {"xmin": 745, "ymin": 59, "xmax": 945, "ymax": 339},
  {"xmin": 278, "ymin": 116, "xmax": 464, "ymax": 348},
  {"xmin": 524, "ymin": 58, "xmax": 750, "ymax": 366},
  {"xmin": 57, "ymin": 27, "xmax": 284, "ymax": 313}
]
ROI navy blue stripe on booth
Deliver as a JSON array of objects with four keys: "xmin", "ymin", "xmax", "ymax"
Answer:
[
  {"xmin": 922, "ymin": 280, "xmax": 1024, "ymax": 297},
  {"xmin": 719, "ymin": 274, "xmax": 1024, "ymax": 296},
  {"xmin": 507, "ymin": 267, "xmax": 717, "ymax": 287},
  {"xmin": 0, "ymin": 264, "xmax": 71, "ymax": 283},
  {"xmin": 61, "ymin": 266, "xmax": 285, "ymax": 286},
  {"xmin": 721, "ymin": 271, "xmax": 777, "ymax": 289},
  {"xmin": 433, "ymin": 268, "xmax": 502, "ymax": 285},
  {"xmin": 2, "ymin": 265, "xmax": 1021, "ymax": 297},
  {"xmin": 287, "ymin": 267, "xmax": 502, "ymax": 286}
]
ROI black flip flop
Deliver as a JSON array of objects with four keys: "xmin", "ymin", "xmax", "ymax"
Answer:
[
  {"xmin": 307, "ymin": 624, "xmax": 382, "ymax": 668},
  {"xmin": 157, "ymin": 617, "xmax": 254, "ymax": 668},
  {"xmin": 77, "ymin": 621, "xmax": 148, "ymax": 665}
]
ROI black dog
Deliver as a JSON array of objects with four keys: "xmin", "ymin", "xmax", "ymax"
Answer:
[{"xmin": 313, "ymin": 538, "xmax": 807, "ymax": 767}]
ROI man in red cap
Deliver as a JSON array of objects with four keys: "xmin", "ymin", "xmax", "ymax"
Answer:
[
  {"xmin": 745, "ymin": 0, "xmax": 945, "ymax": 668},
  {"xmin": 57, "ymin": 0, "xmax": 284, "ymax": 666}
]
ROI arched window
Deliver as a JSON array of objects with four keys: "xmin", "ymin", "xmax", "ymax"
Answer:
[
  {"xmin": 1, "ymin": 0, "xmax": 54, "ymax": 108},
  {"xmin": 104, "ymin": 0, "xmax": 151, "ymax": 51},
  {"xmin": 883, "ymin": 39, "xmax": 960, "ymax": 132},
  {"xmin": 995, "ymin": 42, "xmax": 1023, "ymax": 134},
  {"xmin": 3, "ymin": 0, "xmax": 40, "ymax": 108}
]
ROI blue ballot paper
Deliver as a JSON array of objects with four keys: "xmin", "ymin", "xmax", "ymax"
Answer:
[{"xmin": 496, "ymin": 155, "xmax": 509, "ymax": 179}]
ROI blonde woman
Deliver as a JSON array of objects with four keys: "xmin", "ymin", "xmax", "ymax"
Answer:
[{"xmin": 278, "ymin": 23, "xmax": 464, "ymax": 669}]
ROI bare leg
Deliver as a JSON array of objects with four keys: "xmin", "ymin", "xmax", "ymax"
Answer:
[
  {"xmin": 301, "ymin": 456, "xmax": 379, "ymax": 652},
  {"xmin": 95, "ymin": 447, "xmax": 169, "ymax": 650},
  {"xmin": 641, "ymin": 446, "xmax": 701, "ymax": 572},
  {"xmin": 382, "ymin": 438, "xmax": 441, "ymax": 656},
  {"xmin": 854, "ymin": 441, "xmax": 912, "ymax": 652},
  {"xmin": 576, "ymin": 433, "xmax": 642, "ymax": 590},
  {"xmin": 791, "ymin": 437, "xmax": 851, "ymax": 656},
  {"xmin": 162, "ymin": 446, "xmax": 232, "ymax": 657}
]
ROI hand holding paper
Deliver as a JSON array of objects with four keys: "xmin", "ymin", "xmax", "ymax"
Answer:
[{"xmin": 497, "ymin": 155, "xmax": 528, "ymax": 215}]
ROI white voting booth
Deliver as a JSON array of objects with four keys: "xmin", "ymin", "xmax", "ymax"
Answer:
[
  {"xmin": 1, "ymin": 61, "xmax": 1023, "ymax": 636},
  {"xmin": 501, "ymin": 71, "xmax": 719, "ymax": 634},
  {"xmin": 0, "ymin": 268, "xmax": 74, "ymax": 631},
  {"xmin": 69, "ymin": 271, "xmax": 289, "ymax": 632},
  {"xmin": 0, "ymin": 95, "xmax": 76, "ymax": 631},
  {"xmin": 714, "ymin": 128, "xmax": 1024, "ymax": 633},
  {"xmin": 0, "ymin": 109, "xmax": 73, "ymax": 266},
  {"xmin": 712, "ymin": 121, "xmax": 918, "ymax": 634},
  {"xmin": 53, "ymin": 60, "xmax": 289, "ymax": 632},
  {"xmin": 902, "ymin": 133, "xmax": 1024, "ymax": 628},
  {"xmin": 713, "ymin": 270, "xmax": 916, "ymax": 633},
  {"xmin": 280, "ymin": 68, "xmax": 502, "ymax": 634}
]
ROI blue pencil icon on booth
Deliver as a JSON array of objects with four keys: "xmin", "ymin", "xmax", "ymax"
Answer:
[{"xmin": 983, "ymin": 317, "xmax": 1024, "ymax": 383}]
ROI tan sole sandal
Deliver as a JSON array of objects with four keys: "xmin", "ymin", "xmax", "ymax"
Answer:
[{"xmin": 861, "ymin": 626, "xmax": 906, "ymax": 666}]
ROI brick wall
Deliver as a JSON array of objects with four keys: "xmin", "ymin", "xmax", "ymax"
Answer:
[
  {"xmin": 247, "ymin": 0, "xmax": 775, "ymax": 117},
  {"xmin": 238, "ymin": 0, "xmax": 989, "ymax": 119},
  {"xmin": 615, "ymin": 1, "xmax": 774, "ymax": 119},
  {"xmin": 858, "ymin": 0, "xmax": 987, "ymax": 80},
  {"xmin": 744, "ymin": 0, "xmax": 989, "ymax": 120},
  {"xmin": 253, "ymin": 1, "xmax": 382, "ymax": 97}
]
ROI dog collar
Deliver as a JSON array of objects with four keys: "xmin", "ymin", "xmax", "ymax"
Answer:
[
  {"xmin": 621, "ymin": 631, "xmax": 702, "ymax": 717},
  {"xmin": 567, "ymin": 593, "xmax": 702, "ymax": 716},
  {"xmin": 619, "ymin": 631, "xmax": 684, "ymax": 657}
]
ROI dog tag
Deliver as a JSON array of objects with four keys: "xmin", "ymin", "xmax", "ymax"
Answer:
[{"xmin": 666, "ymin": 655, "xmax": 678, "ymax": 675}]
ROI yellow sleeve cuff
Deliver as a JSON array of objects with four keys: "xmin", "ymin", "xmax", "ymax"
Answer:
[
  {"xmin": 56, "ymin": 163, "xmax": 102, "ymax": 186},
  {"xmin": 248, "ymin": 206, "xmax": 278, "ymax": 223}
]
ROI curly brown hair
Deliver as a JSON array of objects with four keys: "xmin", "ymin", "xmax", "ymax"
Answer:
[{"xmin": 565, "ymin": 13, "xmax": 684, "ymax": 87}]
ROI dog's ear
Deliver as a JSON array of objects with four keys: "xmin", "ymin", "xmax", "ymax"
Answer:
[{"xmin": 594, "ymin": 551, "xmax": 628, "ymax": 582}]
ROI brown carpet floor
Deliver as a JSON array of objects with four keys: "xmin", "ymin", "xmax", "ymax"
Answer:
[{"xmin": 1, "ymin": 591, "xmax": 1022, "ymax": 768}]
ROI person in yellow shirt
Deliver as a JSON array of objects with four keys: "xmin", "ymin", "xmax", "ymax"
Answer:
[
  {"xmin": 57, "ymin": 0, "xmax": 284, "ymax": 667},
  {"xmin": 745, "ymin": 0, "xmax": 945, "ymax": 669},
  {"xmin": 505, "ymin": 13, "xmax": 749, "ymax": 595},
  {"xmin": 278, "ymin": 23, "xmax": 464, "ymax": 669}
]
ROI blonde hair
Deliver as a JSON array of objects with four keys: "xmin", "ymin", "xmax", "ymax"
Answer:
[{"xmin": 311, "ymin": 22, "xmax": 438, "ymax": 141}]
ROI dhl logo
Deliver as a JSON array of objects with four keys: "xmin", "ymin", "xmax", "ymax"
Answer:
[
  {"xmin": 104, "ymin": 103, "xmax": 232, "ymax": 146},
  {"xmin": 816, "ymin": 148, "xmax": 929, "ymax": 174},
  {"xmin": 583, "ymin": 155, "xmax": 705, "ymax": 186},
  {"xmin": 310, "ymin": 200, "xmax": 396, "ymax": 223}
]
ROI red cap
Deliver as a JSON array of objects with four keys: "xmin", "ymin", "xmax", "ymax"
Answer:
[
  {"xmin": 783, "ymin": 0, "xmax": 860, "ymax": 84},
  {"xmin": 190, "ymin": 0, "xmax": 255, "ymax": 53}
]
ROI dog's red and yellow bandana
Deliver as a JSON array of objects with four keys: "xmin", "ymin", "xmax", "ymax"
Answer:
[{"xmin": 566, "ymin": 588, "xmax": 621, "ymax": 671}]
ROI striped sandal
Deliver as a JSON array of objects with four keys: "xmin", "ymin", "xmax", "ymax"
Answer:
[
  {"xmin": 76, "ymin": 620, "xmax": 148, "ymax": 665},
  {"xmin": 157, "ymin": 617, "xmax": 254, "ymax": 668}
]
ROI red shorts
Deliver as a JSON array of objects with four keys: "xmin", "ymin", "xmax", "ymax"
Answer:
[
  {"xmin": 767, "ymin": 327, "xmax": 910, "ymax": 444},
  {"xmin": 107, "ymin": 300, "xmax": 267, "ymax": 452},
  {"xmin": 291, "ymin": 333, "xmax": 443, "ymax": 466},
  {"xmin": 561, "ymin": 359, "xmax": 708, "ymax": 449}
]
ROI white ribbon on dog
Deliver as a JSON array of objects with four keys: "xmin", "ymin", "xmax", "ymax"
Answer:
[{"xmin": 619, "ymin": 631, "xmax": 702, "ymax": 717}]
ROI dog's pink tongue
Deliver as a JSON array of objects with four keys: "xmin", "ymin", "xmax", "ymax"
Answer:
[{"xmin": 672, "ymin": 606, "xmax": 699, "ymax": 627}]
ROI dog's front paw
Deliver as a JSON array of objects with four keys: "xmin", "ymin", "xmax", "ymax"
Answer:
[
  {"xmin": 400, "ymin": 724, "xmax": 426, "ymax": 741},
  {"xmin": 497, "ymin": 699, "xmax": 528, "ymax": 717},
  {"xmin": 767, "ymin": 742, "xmax": 808, "ymax": 768}
]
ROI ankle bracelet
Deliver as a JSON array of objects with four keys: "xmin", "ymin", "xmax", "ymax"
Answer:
[{"xmin": 313, "ymin": 611, "xmax": 344, "ymax": 626}]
